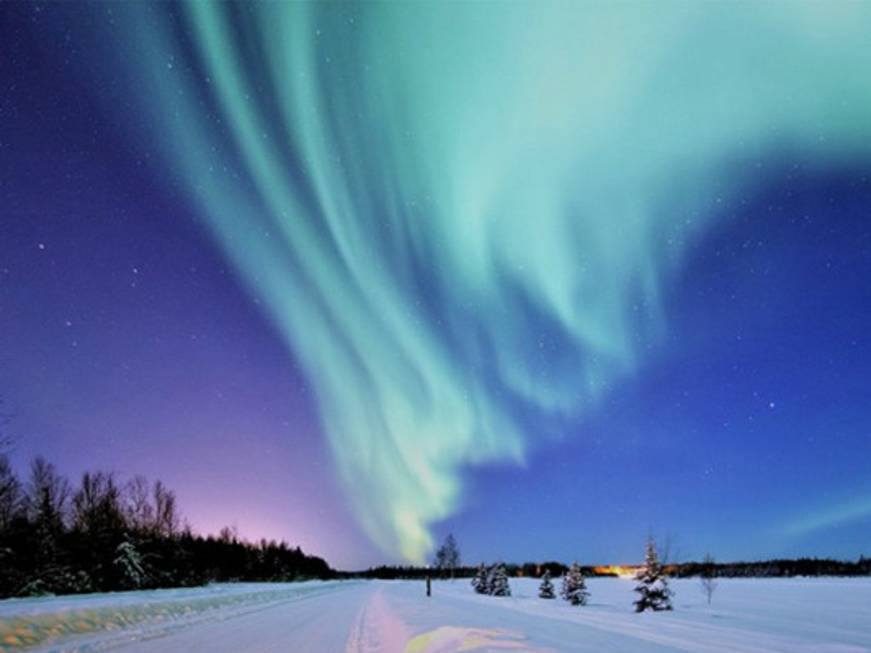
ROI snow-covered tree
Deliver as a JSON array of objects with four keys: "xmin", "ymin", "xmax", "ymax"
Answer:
[
  {"xmin": 471, "ymin": 563, "xmax": 488, "ymax": 594},
  {"xmin": 634, "ymin": 537, "xmax": 673, "ymax": 612},
  {"xmin": 538, "ymin": 570, "xmax": 556, "ymax": 599},
  {"xmin": 488, "ymin": 563, "xmax": 511, "ymax": 597},
  {"xmin": 20, "ymin": 567, "xmax": 92, "ymax": 597},
  {"xmin": 560, "ymin": 562, "xmax": 589, "ymax": 606},
  {"xmin": 113, "ymin": 539, "xmax": 148, "ymax": 589}
]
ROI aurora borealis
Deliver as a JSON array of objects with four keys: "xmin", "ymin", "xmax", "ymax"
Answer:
[{"xmin": 2, "ymin": 2, "xmax": 871, "ymax": 568}]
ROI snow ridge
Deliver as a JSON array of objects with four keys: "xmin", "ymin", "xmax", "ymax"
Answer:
[{"xmin": 345, "ymin": 589, "xmax": 411, "ymax": 653}]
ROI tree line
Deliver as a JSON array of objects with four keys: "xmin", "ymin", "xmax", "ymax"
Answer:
[
  {"xmin": 0, "ymin": 454, "xmax": 332, "ymax": 598},
  {"xmin": 351, "ymin": 557, "xmax": 871, "ymax": 581},
  {"xmin": 675, "ymin": 557, "xmax": 871, "ymax": 578}
]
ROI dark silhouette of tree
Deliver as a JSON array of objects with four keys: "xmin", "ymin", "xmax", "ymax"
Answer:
[
  {"xmin": 434, "ymin": 533, "xmax": 460, "ymax": 579},
  {"xmin": 0, "ymin": 454, "xmax": 21, "ymax": 530},
  {"xmin": 153, "ymin": 480, "xmax": 179, "ymax": 537},
  {"xmin": 26, "ymin": 457, "xmax": 70, "ymax": 569},
  {"xmin": 0, "ymin": 455, "xmax": 332, "ymax": 598},
  {"xmin": 70, "ymin": 471, "xmax": 128, "ymax": 590},
  {"xmin": 0, "ymin": 396, "xmax": 12, "ymax": 452},
  {"xmin": 124, "ymin": 475, "xmax": 154, "ymax": 531}
]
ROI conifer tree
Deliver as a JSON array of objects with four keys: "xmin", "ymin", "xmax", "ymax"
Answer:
[
  {"xmin": 560, "ymin": 562, "xmax": 589, "ymax": 606},
  {"xmin": 113, "ymin": 539, "xmax": 147, "ymax": 590},
  {"xmin": 538, "ymin": 569, "xmax": 556, "ymax": 599},
  {"xmin": 471, "ymin": 563, "xmax": 488, "ymax": 594},
  {"xmin": 634, "ymin": 537, "xmax": 673, "ymax": 612},
  {"xmin": 489, "ymin": 563, "xmax": 511, "ymax": 597}
]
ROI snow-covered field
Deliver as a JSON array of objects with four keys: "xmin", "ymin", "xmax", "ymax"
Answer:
[{"xmin": 1, "ymin": 577, "xmax": 870, "ymax": 652}]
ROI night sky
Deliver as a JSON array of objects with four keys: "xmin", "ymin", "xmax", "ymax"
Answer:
[{"xmin": 1, "ymin": 2, "xmax": 870, "ymax": 570}]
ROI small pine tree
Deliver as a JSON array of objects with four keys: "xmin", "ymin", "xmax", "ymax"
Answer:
[
  {"xmin": 489, "ymin": 563, "xmax": 511, "ymax": 597},
  {"xmin": 484, "ymin": 564, "xmax": 496, "ymax": 594},
  {"xmin": 471, "ymin": 563, "xmax": 488, "ymax": 594},
  {"xmin": 634, "ymin": 537, "xmax": 673, "ymax": 612},
  {"xmin": 560, "ymin": 562, "xmax": 589, "ymax": 606},
  {"xmin": 538, "ymin": 570, "xmax": 556, "ymax": 599},
  {"xmin": 113, "ymin": 539, "xmax": 147, "ymax": 590}
]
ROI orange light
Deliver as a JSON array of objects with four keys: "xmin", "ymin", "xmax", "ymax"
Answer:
[{"xmin": 593, "ymin": 565, "xmax": 638, "ymax": 578}]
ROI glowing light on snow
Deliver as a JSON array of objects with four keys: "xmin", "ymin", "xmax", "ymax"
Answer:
[
  {"xmin": 405, "ymin": 627, "xmax": 548, "ymax": 653},
  {"xmin": 110, "ymin": 2, "xmax": 871, "ymax": 561}
]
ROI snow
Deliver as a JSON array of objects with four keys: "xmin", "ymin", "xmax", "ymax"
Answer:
[{"xmin": 1, "ymin": 577, "xmax": 870, "ymax": 652}]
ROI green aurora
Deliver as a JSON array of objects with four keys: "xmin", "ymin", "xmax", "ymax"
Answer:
[{"xmin": 105, "ymin": 2, "xmax": 871, "ymax": 561}]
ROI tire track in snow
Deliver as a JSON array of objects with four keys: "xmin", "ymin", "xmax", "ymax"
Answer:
[{"xmin": 345, "ymin": 588, "xmax": 411, "ymax": 653}]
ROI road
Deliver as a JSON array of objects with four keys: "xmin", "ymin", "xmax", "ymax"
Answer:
[{"xmin": 5, "ymin": 578, "xmax": 871, "ymax": 653}]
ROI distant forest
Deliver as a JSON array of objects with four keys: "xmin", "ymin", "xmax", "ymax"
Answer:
[
  {"xmin": 0, "ymin": 453, "xmax": 332, "ymax": 599},
  {"xmin": 350, "ymin": 557, "xmax": 871, "ymax": 581}
]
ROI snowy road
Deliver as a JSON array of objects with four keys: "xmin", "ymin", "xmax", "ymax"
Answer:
[{"xmin": 2, "ymin": 578, "xmax": 870, "ymax": 652}]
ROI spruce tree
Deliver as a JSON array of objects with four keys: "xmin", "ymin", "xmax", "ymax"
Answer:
[
  {"xmin": 538, "ymin": 569, "xmax": 556, "ymax": 599},
  {"xmin": 634, "ymin": 537, "xmax": 673, "ymax": 612},
  {"xmin": 489, "ymin": 563, "xmax": 511, "ymax": 597},
  {"xmin": 471, "ymin": 563, "xmax": 488, "ymax": 594},
  {"xmin": 113, "ymin": 539, "xmax": 147, "ymax": 590},
  {"xmin": 560, "ymin": 562, "xmax": 589, "ymax": 606}
]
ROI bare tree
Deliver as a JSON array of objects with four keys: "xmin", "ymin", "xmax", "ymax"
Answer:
[
  {"xmin": 0, "ymin": 399, "xmax": 19, "ymax": 529},
  {"xmin": 26, "ymin": 457, "xmax": 70, "ymax": 525},
  {"xmin": 434, "ymin": 533, "xmax": 460, "ymax": 579},
  {"xmin": 0, "ymin": 454, "xmax": 21, "ymax": 529},
  {"xmin": 657, "ymin": 533, "xmax": 682, "ymax": 568},
  {"xmin": 700, "ymin": 553, "xmax": 718, "ymax": 605},
  {"xmin": 218, "ymin": 525, "xmax": 239, "ymax": 544},
  {"xmin": 0, "ymin": 396, "xmax": 12, "ymax": 452},
  {"xmin": 25, "ymin": 457, "xmax": 71, "ymax": 566},
  {"xmin": 71, "ymin": 471, "xmax": 125, "ymax": 536},
  {"xmin": 124, "ymin": 475, "xmax": 154, "ymax": 532},
  {"xmin": 153, "ymin": 480, "xmax": 179, "ymax": 537}
]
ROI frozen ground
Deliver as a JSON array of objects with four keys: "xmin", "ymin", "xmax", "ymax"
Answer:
[{"xmin": 1, "ymin": 577, "xmax": 870, "ymax": 652}]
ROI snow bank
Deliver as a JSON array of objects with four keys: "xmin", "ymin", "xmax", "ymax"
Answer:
[{"xmin": 0, "ymin": 581, "xmax": 347, "ymax": 651}]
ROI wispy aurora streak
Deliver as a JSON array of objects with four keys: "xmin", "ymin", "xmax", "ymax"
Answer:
[{"xmin": 116, "ymin": 2, "xmax": 871, "ymax": 561}]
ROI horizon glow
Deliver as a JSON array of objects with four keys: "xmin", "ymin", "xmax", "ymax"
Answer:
[{"xmin": 105, "ymin": 2, "xmax": 871, "ymax": 562}]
